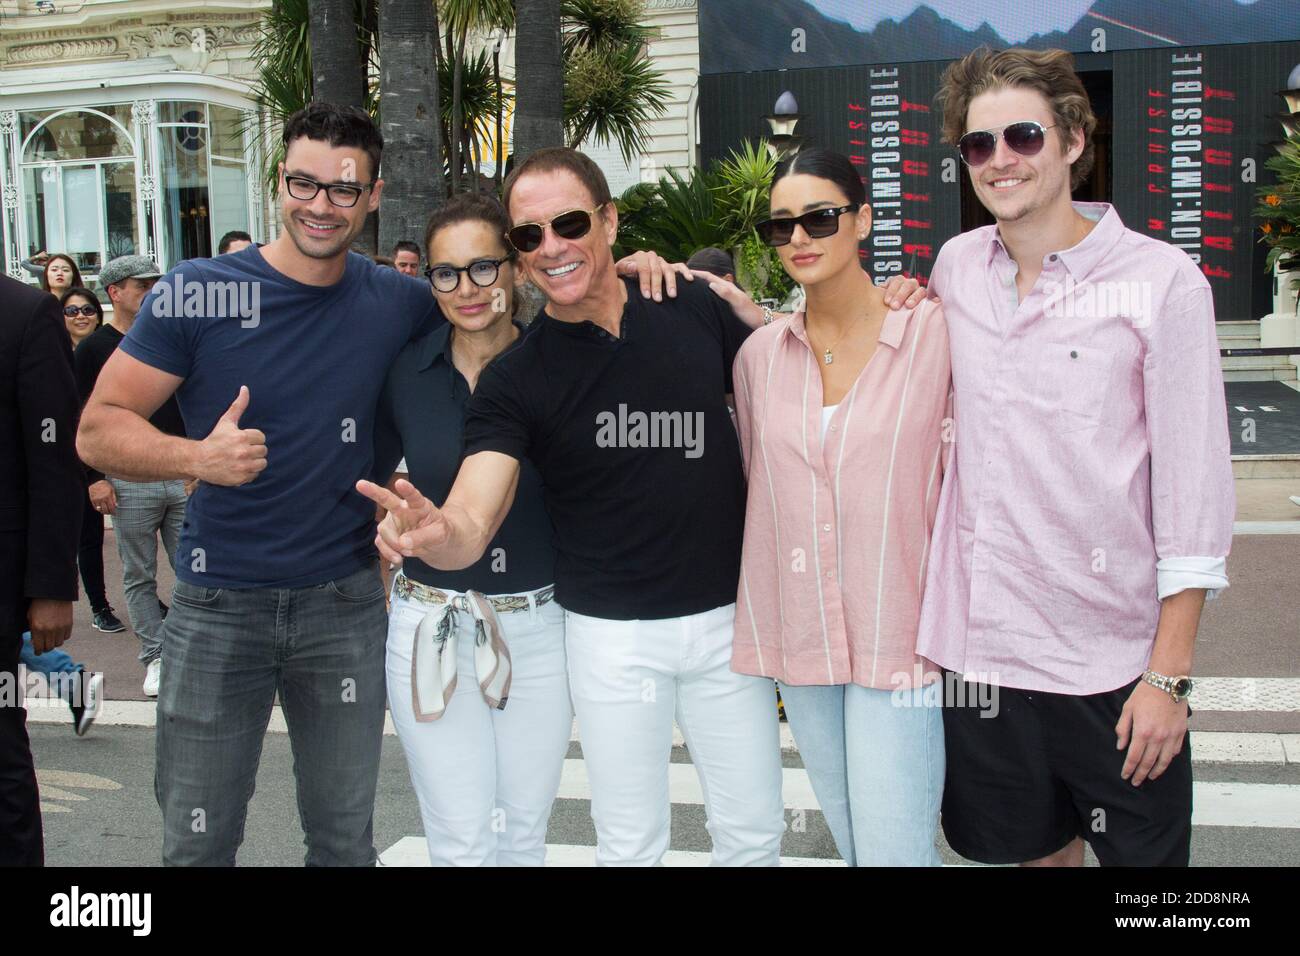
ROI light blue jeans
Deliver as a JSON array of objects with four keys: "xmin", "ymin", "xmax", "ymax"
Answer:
[
  {"xmin": 778, "ymin": 681, "xmax": 945, "ymax": 866},
  {"xmin": 19, "ymin": 632, "xmax": 82, "ymax": 702},
  {"xmin": 107, "ymin": 477, "xmax": 187, "ymax": 664}
]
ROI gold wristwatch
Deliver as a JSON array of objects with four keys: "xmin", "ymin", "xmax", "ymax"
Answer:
[{"xmin": 1142, "ymin": 669, "xmax": 1194, "ymax": 702}]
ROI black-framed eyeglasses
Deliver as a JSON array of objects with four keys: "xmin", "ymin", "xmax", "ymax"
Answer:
[
  {"xmin": 63, "ymin": 304, "xmax": 99, "ymax": 317},
  {"xmin": 756, "ymin": 204, "xmax": 860, "ymax": 247},
  {"xmin": 283, "ymin": 173, "xmax": 376, "ymax": 208},
  {"xmin": 506, "ymin": 204, "xmax": 605, "ymax": 253},
  {"xmin": 424, "ymin": 255, "xmax": 513, "ymax": 293},
  {"xmin": 957, "ymin": 121, "xmax": 1057, "ymax": 167}
]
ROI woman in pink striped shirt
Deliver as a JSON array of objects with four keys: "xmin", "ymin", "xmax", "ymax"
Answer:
[{"xmin": 732, "ymin": 149, "xmax": 951, "ymax": 866}]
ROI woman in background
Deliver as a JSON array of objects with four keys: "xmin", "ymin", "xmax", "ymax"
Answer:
[{"xmin": 41, "ymin": 254, "xmax": 82, "ymax": 298}]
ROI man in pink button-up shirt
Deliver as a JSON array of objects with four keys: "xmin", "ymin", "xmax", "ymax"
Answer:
[{"xmin": 915, "ymin": 47, "xmax": 1234, "ymax": 867}]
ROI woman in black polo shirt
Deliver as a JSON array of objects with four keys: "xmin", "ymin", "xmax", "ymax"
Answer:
[{"xmin": 372, "ymin": 194, "xmax": 570, "ymax": 867}]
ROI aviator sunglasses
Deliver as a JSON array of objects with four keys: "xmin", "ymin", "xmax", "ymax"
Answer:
[
  {"xmin": 756, "ymin": 203, "xmax": 861, "ymax": 247},
  {"xmin": 957, "ymin": 121, "xmax": 1057, "ymax": 167},
  {"xmin": 506, "ymin": 204, "xmax": 605, "ymax": 253}
]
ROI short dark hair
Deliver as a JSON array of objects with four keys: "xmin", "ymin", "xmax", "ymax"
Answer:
[
  {"xmin": 218, "ymin": 230, "xmax": 253, "ymax": 254},
  {"xmin": 59, "ymin": 286, "xmax": 103, "ymax": 327},
  {"xmin": 686, "ymin": 247, "xmax": 736, "ymax": 279},
  {"xmin": 772, "ymin": 148, "xmax": 867, "ymax": 206},
  {"xmin": 392, "ymin": 240, "xmax": 421, "ymax": 259},
  {"xmin": 41, "ymin": 253, "xmax": 83, "ymax": 293},
  {"xmin": 282, "ymin": 102, "xmax": 383, "ymax": 182},
  {"xmin": 372, "ymin": 255, "xmax": 395, "ymax": 268},
  {"xmin": 501, "ymin": 147, "xmax": 612, "ymax": 219},
  {"xmin": 422, "ymin": 193, "xmax": 513, "ymax": 259}
]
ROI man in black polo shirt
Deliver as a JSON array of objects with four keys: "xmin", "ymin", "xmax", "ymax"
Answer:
[
  {"xmin": 359, "ymin": 148, "xmax": 786, "ymax": 866},
  {"xmin": 75, "ymin": 256, "xmax": 188, "ymax": 698}
]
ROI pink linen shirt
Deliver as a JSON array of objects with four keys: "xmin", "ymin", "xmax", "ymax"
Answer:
[
  {"xmin": 731, "ymin": 299, "xmax": 951, "ymax": 690},
  {"xmin": 916, "ymin": 202, "xmax": 1235, "ymax": 695}
]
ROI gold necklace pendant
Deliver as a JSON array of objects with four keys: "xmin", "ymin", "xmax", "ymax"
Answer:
[{"xmin": 823, "ymin": 349, "xmax": 834, "ymax": 365}]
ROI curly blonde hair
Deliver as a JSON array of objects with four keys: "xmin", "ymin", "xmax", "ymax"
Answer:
[{"xmin": 936, "ymin": 46, "xmax": 1097, "ymax": 190}]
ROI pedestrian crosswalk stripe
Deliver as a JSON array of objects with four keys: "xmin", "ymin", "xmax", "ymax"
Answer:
[
  {"xmin": 1194, "ymin": 678, "xmax": 1300, "ymax": 712},
  {"xmin": 557, "ymin": 757, "xmax": 821, "ymax": 811},
  {"xmin": 1192, "ymin": 782, "xmax": 1300, "ymax": 829}
]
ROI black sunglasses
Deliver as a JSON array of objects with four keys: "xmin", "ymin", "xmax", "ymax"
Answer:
[
  {"xmin": 283, "ymin": 173, "xmax": 376, "ymax": 208},
  {"xmin": 424, "ymin": 255, "xmax": 513, "ymax": 293},
  {"xmin": 506, "ymin": 204, "xmax": 605, "ymax": 253},
  {"xmin": 756, "ymin": 204, "xmax": 860, "ymax": 247},
  {"xmin": 957, "ymin": 121, "xmax": 1057, "ymax": 167},
  {"xmin": 63, "ymin": 304, "xmax": 99, "ymax": 317}
]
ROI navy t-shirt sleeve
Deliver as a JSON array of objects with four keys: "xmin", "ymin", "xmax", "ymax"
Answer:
[
  {"xmin": 119, "ymin": 260, "xmax": 206, "ymax": 379},
  {"xmin": 462, "ymin": 361, "xmax": 533, "ymax": 463}
]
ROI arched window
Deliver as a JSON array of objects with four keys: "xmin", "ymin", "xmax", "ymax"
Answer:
[{"xmin": 19, "ymin": 106, "xmax": 141, "ymax": 281}]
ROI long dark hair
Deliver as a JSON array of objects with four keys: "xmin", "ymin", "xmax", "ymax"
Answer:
[
  {"xmin": 42, "ymin": 253, "xmax": 84, "ymax": 293},
  {"xmin": 60, "ymin": 286, "xmax": 104, "ymax": 329},
  {"xmin": 772, "ymin": 148, "xmax": 867, "ymax": 206}
]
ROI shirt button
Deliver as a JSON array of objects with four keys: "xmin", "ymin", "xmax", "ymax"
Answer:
[
  {"xmin": 1049, "ymin": 254, "xmax": 1058, "ymax": 261},
  {"xmin": 1070, "ymin": 350, "xmax": 1078, "ymax": 358},
  {"xmin": 823, "ymin": 524, "xmax": 831, "ymax": 532}
]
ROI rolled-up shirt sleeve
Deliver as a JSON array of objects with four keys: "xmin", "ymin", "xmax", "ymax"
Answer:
[{"xmin": 1142, "ymin": 280, "xmax": 1234, "ymax": 600}]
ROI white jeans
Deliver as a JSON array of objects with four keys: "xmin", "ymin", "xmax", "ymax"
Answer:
[
  {"xmin": 566, "ymin": 603, "xmax": 786, "ymax": 866},
  {"xmin": 386, "ymin": 585, "xmax": 571, "ymax": 866}
]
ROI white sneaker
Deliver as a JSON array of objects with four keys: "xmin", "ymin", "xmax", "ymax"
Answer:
[
  {"xmin": 75, "ymin": 672, "xmax": 104, "ymax": 736},
  {"xmin": 143, "ymin": 659, "xmax": 161, "ymax": 698}
]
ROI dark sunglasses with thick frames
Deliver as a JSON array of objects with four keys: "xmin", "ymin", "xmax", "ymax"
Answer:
[
  {"xmin": 957, "ymin": 121, "xmax": 1057, "ymax": 167},
  {"xmin": 283, "ymin": 173, "xmax": 376, "ymax": 208},
  {"xmin": 63, "ymin": 304, "xmax": 99, "ymax": 317},
  {"xmin": 425, "ymin": 255, "xmax": 514, "ymax": 293},
  {"xmin": 756, "ymin": 203, "xmax": 861, "ymax": 247},
  {"xmin": 506, "ymin": 204, "xmax": 605, "ymax": 253}
]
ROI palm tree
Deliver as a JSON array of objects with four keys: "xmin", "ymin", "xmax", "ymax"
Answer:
[
  {"xmin": 378, "ymin": 0, "xmax": 445, "ymax": 255},
  {"xmin": 438, "ymin": 0, "xmax": 514, "ymax": 193},
  {"xmin": 561, "ymin": 0, "xmax": 669, "ymax": 165},
  {"xmin": 514, "ymin": 0, "xmax": 565, "ymax": 165},
  {"xmin": 308, "ymin": 0, "xmax": 366, "ymax": 108}
]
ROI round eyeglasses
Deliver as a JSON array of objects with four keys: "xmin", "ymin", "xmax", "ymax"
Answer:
[{"xmin": 424, "ymin": 256, "xmax": 513, "ymax": 293}]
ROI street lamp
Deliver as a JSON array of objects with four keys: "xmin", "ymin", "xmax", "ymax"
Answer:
[{"xmin": 763, "ymin": 91, "xmax": 804, "ymax": 161}]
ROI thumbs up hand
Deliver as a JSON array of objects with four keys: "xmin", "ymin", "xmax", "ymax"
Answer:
[{"xmin": 195, "ymin": 386, "xmax": 268, "ymax": 486}]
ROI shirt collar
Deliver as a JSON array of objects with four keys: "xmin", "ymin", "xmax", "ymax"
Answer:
[
  {"xmin": 987, "ymin": 201, "xmax": 1124, "ymax": 282},
  {"xmin": 415, "ymin": 318, "xmax": 528, "ymax": 374},
  {"xmin": 783, "ymin": 302, "xmax": 912, "ymax": 352},
  {"xmin": 413, "ymin": 321, "xmax": 453, "ymax": 373}
]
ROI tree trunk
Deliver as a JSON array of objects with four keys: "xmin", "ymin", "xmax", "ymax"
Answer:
[
  {"xmin": 308, "ymin": 0, "xmax": 364, "ymax": 108},
  {"xmin": 377, "ymin": 0, "xmax": 445, "ymax": 260},
  {"xmin": 493, "ymin": 39, "xmax": 505, "ymax": 189},
  {"xmin": 512, "ymin": 0, "xmax": 564, "ymax": 170},
  {"xmin": 451, "ymin": 28, "xmax": 467, "ymax": 193}
]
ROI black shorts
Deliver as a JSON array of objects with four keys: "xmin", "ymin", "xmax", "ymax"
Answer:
[{"xmin": 940, "ymin": 672, "xmax": 1192, "ymax": 866}]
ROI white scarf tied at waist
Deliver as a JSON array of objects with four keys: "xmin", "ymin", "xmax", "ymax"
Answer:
[{"xmin": 410, "ymin": 590, "xmax": 512, "ymax": 721}]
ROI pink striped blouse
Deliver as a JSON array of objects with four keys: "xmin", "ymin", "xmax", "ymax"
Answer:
[{"xmin": 731, "ymin": 299, "xmax": 951, "ymax": 689}]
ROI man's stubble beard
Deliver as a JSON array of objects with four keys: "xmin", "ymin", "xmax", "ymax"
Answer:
[{"xmin": 283, "ymin": 212, "xmax": 365, "ymax": 261}]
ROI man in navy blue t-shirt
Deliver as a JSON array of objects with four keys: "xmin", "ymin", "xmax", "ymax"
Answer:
[{"xmin": 77, "ymin": 103, "xmax": 441, "ymax": 866}]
